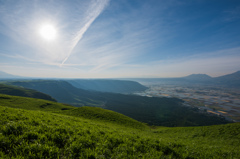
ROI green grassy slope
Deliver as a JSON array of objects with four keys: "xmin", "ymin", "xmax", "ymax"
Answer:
[
  {"xmin": 153, "ymin": 123, "xmax": 240, "ymax": 141},
  {"xmin": 0, "ymin": 94, "xmax": 240, "ymax": 158},
  {"xmin": 0, "ymin": 94, "xmax": 73, "ymax": 112},
  {"xmin": 152, "ymin": 123, "xmax": 240, "ymax": 158},
  {"xmin": 59, "ymin": 106, "xmax": 147, "ymax": 129},
  {"xmin": 0, "ymin": 94, "xmax": 146, "ymax": 129},
  {"xmin": 0, "ymin": 83, "xmax": 56, "ymax": 102},
  {"xmin": 0, "ymin": 104, "xmax": 239, "ymax": 158},
  {"xmin": 0, "ymin": 106, "xmax": 178, "ymax": 158}
]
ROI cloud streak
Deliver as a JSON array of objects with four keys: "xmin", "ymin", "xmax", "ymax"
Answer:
[
  {"xmin": 61, "ymin": 0, "xmax": 110, "ymax": 66},
  {"xmin": 123, "ymin": 47, "xmax": 240, "ymax": 77},
  {"xmin": 0, "ymin": 0, "xmax": 110, "ymax": 66},
  {"xmin": 1, "ymin": 0, "xmax": 240, "ymax": 78}
]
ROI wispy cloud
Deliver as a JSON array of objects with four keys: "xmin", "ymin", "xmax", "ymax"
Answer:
[
  {"xmin": 1, "ymin": 0, "xmax": 240, "ymax": 78},
  {"xmin": 60, "ymin": 0, "xmax": 110, "ymax": 66},
  {"xmin": 124, "ymin": 47, "xmax": 240, "ymax": 77},
  {"xmin": 0, "ymin": 0, "xmax": 110, "ymax": 66},
  {"xmin": 60, "ymin": 1, "xmax": 170, "ymax": 71}
]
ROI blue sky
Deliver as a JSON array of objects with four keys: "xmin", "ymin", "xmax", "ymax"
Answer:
[{"xmin": 0, "ymin": 0, "xmax": 240, "ymax": 78}]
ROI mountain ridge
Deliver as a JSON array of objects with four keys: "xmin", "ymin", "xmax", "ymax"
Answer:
[
  {"xmin": 0, "ymin": 71, "xmax": 24, "ymax": 79},
  {"xmin": 67, "ymin": 79, "xmax": 147, "ymax": 93},
  {"xmin": 131, "ymin": 70, "xmax": 240, "ymax": 87},
  {"xmin": 183, "ymin": 74, "xmax": 213, "ymax": 81},
  {"xmin": 215, "ymin": 70, "xmax": 240, "ymax": 80}
]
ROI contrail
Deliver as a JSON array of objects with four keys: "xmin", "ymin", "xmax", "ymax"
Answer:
[{"xmin": 60, "ymin": 0, "xmax": 109, "ymax": 66}]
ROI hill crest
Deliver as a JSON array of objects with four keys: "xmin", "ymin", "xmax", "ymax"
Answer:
[
  {"xmin": 67, "ymin": 79, "xmax": 147, "ymax": 93},
  {"xmin": 184, "ymin": 74, "xmax": 212, "ymax": 80},
  {"xmin": 0, "ymin": 83, "xmax": 56, "ymax": 102},
  {"xmin": 0, "ymin": 94, "xmax": 146, "ymax": 129}
]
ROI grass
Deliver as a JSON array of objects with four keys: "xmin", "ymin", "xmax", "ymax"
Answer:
[
  {"xmin": 58, "ymin": 106, "xmax": 147, "ymax": 129},
  {"xmin": 0, "ymin": 94, "xmax": 73, "ymax": 112},
  {"xmin": 0, "ymin": 94, "xmax": 146, "ymax": 129},
  {"xmin": 0, "ymin": 106, "xmax": 180, "ymax": 158},
  {"xmin": 0, "ymin": 83, "xmax": 56, "ymax": 102},
  {"xmin": 0, "ymin": 94, "xmax": 240, "ymax": 158}
]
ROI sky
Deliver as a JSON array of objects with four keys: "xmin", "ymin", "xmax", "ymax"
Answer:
[{"xmin": 0, "ymin": 0, "xmax": 240, "ymax": 78}]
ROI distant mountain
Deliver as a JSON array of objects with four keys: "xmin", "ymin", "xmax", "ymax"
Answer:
[
  {"xmin": 181, "ymin": 72, "xmax": 240, "ymax": 87},
  {"xmin": 214, "ymin": 71, "xmax": 240, "ymax": 87},
  {"xmin": 67, "ymin": 79, "xmax": 147, "ymax": 93},
  {"xmin": 0, "ymin": 71, "xmax": 23, "ymax": 79},
  {"xmin": 184, "ymin": 74, "xmax": 213, "ymax": 81},
  {"xmin": 132, "ymin": 71, "xmax": 240, "ymax": 87},
  {"xmin": 215, "ymin": 71, "xmax": 240, "ymax": 80},
  {"xmin": 0, "ymin": 71, "xmax": 147, "ymax": 93}
]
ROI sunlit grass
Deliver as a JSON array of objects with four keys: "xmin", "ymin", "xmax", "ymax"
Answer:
[{"xmin": 0, "ymin": 94, "xmax": 239, "ymax": 158}]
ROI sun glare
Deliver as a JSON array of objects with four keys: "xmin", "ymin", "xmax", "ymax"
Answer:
[{"xmin": 39, "ymin": 24, "xmax": 57, "ymax": 41}]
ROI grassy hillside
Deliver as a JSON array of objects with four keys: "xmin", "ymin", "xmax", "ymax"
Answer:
[
  {"xmin": 8, "ymin": 80, "xmax": 231, "ymax": 127},
  {"xmin": 0, "ymin": 94, "xmax": 146, "ymax": 129},
  {"xmin": 67, "ymin": 79, "xmax": 147, "ymax": 93},
  {"xmin": 0, "ymin": 95, "xmax": 239, "ymax": 158},
  {"xmin": 0, "ymin": 94, "xmax": 73, "ymax": 112},
  {"xmin": 58, "ymin": 106, "xmax": 147, "ymax": 129},
  {"xmin": 8, "ymin": 80, "xmax": 104, "ymax": 107},
  {"xmin": 0, "ymin": 83, "xmax": 56, "ymax": 102}
]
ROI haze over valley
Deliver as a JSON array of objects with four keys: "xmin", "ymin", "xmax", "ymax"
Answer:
[{"xmin": 1, "ymin": 70, "xmax": 240, "ymax": 124}]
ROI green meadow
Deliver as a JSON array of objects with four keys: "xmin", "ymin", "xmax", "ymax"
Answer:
[{"xmin": 0, "ymin": 94, "xmax": 239, "ymax": 158}]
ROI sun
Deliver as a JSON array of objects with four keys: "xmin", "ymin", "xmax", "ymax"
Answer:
[{"xmin": 39, "ymin": 24, "xmax": 57, "ymax": 41}]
